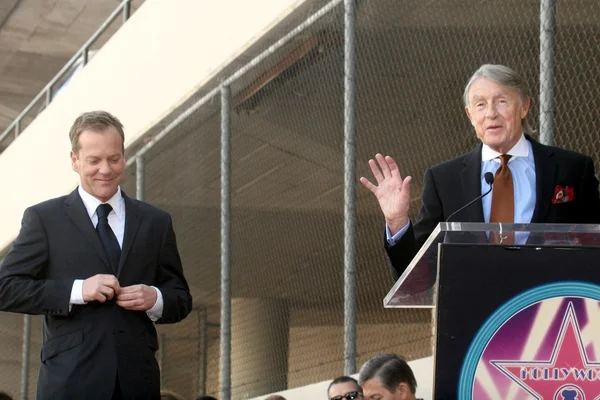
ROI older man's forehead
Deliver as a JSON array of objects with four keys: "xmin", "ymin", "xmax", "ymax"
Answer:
[{"xmin": 468, "ymin": 86, "xmax": 519, "ymax": 102}]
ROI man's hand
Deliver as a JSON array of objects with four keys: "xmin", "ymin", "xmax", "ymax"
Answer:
[
  {"xmin": 116, "ymin": 285, "xmax": 157, "ymax": 311},
  {"xmin": 82, "ymin": 274, "xmax": 121, "ymax": 303},
  {"xmin": 360, "ymin": 153, "xmax": 412, "ymax": 235}
]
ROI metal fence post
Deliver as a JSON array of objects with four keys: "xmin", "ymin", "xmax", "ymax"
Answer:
[
  {"xmin": 540, "ymin": 0, "xmax": 557, "ymax": 146},
  {"xmin": 123, "ymin": 0, "xmax": 131, "ymax": 23},
  {"xmin": 220, "ymin": 85, "xmax": 232, "ymax": 400},
  {"xmin": 45, "ymin": 88, "xmax": 52, "ymax": 108},
  {"xmin": 197, "ymin": 309, "xmax": 208, "ymax": 396},
  {"xmin": 136, "ymin": 155, "xmax": 145, "ymax": 201},
  {"xmin": 343, "ymin": 0, "xmax": 358, "ymax": 376},
  {"xmin": 20, "ymin": 315, "xmax": 31, "ymax": 400},
  {"xmin": 82, "ymin": 48, "xmax": 89, "ymax": 66}
]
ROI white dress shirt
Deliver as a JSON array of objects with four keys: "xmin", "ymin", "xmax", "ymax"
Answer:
[{"xmin": 70, "ymin": 186, "xmax": 164, "ymax": 321}]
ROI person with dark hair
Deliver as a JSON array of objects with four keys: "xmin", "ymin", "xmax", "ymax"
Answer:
[
  {"xmin": 0, "ymin": 110, "xmax": 192, "ymax": 399},
  {"xmin": 160, "ymin": 391, "xmax": 184, "ymax": 400},
  {"xmin": 0, "ymin": 392, "xmax": 13, "ymax": 400},
  {"xmin": 361, "ymin": 64, "xmax": 600, "ymax": 280},
  {"xmin": 358, "ymin": 354, "xmax": 418, "ymax": 400},
  {"xmin": 328, "ymin": 376, "xmax": 363, "ymax": 400},
  {"xmin": 196, "ymin": 396, "xmax": 218, "ymax": 400}
]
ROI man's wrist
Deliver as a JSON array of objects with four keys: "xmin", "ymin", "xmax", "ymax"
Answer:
[{"xmin": 386, "ymin": 217, "xmax": 409, "ymax": 236}]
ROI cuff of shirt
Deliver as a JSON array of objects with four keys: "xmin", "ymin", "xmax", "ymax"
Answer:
[
  {"xmin": 70, "ymin": 279, "xmax": 87, "ymax": 305},
  {"xmin": 386, "ymin": 220, "xmax": 411, "ymax": 246},
  {"xmin": 146, "ymin": 286, "xmax": 164, "ymax": 322}
]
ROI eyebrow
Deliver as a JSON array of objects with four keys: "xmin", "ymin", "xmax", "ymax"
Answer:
[{"xmin": 471, "ymin": 91, "xmax": 511, "ymax": 102}]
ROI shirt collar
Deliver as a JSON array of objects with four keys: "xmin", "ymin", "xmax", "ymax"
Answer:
[
  {"xmin": 78, "ymin": 186, "xmax": 124, "ymax": 221},
  {"xmin": 481, "ymin": 133, "xmax": 530, "ymax": 162}
]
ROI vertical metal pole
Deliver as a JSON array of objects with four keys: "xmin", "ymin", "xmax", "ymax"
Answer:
[
  {"xmin": 122, "ymin": 0, "xmax": 131, "ymax": 23},
  {"xmin": 20, "ymin": 315, "xmax": 31, "ymax": 400},
  {"xmin": 197, "ymin": 309, "xmax": 208, "ymax": 396},
  {"xmin": 539, "ymin": 0, "xmax": 557, "ymax": 146},
  {"xmin": 343, "ymin": 0, "xmax": 357, "ymax": 376},
  {"xmin": 136, "ymin": 155, "xmax": 145, "ymax": 201},
  {"xmin": 220, "ymin": 85, "xmax": 232, "ymax": 400}
]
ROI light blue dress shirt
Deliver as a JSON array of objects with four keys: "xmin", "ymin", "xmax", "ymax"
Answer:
[{"xmin": 387, "ymin": 134, "xmax": 536, "ymax": 244}]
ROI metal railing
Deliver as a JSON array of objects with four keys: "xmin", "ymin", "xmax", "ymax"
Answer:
[{"xmin": 0, "ymin": 0, "xmax": 132, "ymax": 153}]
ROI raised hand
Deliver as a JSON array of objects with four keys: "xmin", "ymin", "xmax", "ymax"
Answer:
[
  {"xmin": 359, "ymin": 154, "xmax": 412, "ymax": 235},
  {"xmin": 116, "ymin": 284, "xmax": 157, "ymax": 311},
  {"xmin": 82, "ymin": 274, "xmax": 121, "ymax": 303}
]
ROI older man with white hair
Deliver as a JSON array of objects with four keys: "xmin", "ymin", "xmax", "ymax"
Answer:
[{"xmin": 361, "ymin": 64, "xmax": 600, "ymax": 279}]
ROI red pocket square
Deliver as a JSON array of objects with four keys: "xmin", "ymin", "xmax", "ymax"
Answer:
[{"xmin": 552, "ymin": 185, "xmax": 574, "ymax": 204}]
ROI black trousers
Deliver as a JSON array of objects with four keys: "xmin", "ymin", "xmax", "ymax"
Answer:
[{"xmin": 112, "ymin": 375, "xmax": 124, "ymax": 400}]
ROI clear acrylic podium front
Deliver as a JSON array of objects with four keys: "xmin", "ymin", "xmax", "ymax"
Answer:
[{"xmin": 383, "ymin": 222, "xmax": 600, "ymax": 308}]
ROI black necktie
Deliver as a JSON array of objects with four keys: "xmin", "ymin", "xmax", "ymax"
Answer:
[{"xmin": 96, "ymin": 203, "xmax": 121, "ymax": 273}]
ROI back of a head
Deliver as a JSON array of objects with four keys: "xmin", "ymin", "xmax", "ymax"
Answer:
[
  {"xmin": 358, "ymin": 353, "xmax": 417, "ymax": 394},
  {"xmin": 160, "ymin": 390, "xmax": 184, "ymax": 400},
  {"xmin": 0, "ymin": 392, "xmax": 13, "ymax": 400},
  {"xmin": 265, "ymin": 395, "xmax": 287, "ymax": 400},
  {"xmin": 196, "ymin": 396, "xmax": 218, "ymax": 400}
]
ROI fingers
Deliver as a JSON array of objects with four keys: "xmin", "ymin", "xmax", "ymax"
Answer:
[
  {"xmin": 116, "ymin": 298, "xmax": 145, "ymax": 310},
  {"xmin": 99, "ymin": 285, "xmax": 116, "ymax": 300},
  {"xmin": 362, "ymin": 154, "xmax": 403, "ymax": 192},
  {"xmin": 118, "ymin": 285, "xmax": 140, "ymax": 294},
  {"xmin": 385, "ymin": 156, "xmax": 402, "ymax": 180},
  {"xmin": 359, "ymin": 177, "xmax": 377, "ymax": 193},
  {"xmin": 99, "ymin": 274, "xmax": 121, "ymax": 294},
  {"xmin": 116, "ymin": 285, "xmax": 155, "ymax": 311},
  {"xmin": 375, "ymin": 153, "xmax": 395, "ymax": 179},
  {"xmin": 368, "ymin": 158, "xmax": 384, "ymax": 183}
]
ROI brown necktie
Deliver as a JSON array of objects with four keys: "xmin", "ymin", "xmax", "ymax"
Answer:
[{"xmin": 490, "ymin": 154, "xmax": 514, "ymax": 243}]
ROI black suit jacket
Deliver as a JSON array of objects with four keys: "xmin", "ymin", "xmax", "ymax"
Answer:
[
  {"xmin": 385, "ymin": 136, "xmax": 600, "ymax": 280},
  {"xmin": 0, "ymin": 189, "xmax": 192, "ymax": 400}
]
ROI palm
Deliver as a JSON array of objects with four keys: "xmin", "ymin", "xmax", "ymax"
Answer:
[
  {"xmin": 360, "ymin": 154, "xmax": 411, "ymax": 233},
  {"xmin": 375, "ymin": 171, "xmax": 409, "ymax": 218}
]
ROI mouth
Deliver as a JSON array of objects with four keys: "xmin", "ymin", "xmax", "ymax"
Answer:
[{"xmin": 486, "ymin": 125, "xmax": 503, "ymax": 132}]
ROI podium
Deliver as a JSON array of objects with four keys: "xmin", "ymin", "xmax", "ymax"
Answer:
[{"xmin": 384, "ymin": 223, "xmax": 600, "ymax": 399}]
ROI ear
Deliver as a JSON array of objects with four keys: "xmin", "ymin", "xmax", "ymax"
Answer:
[
  {"xmin": 70, "ymin": 150, "xmax": 79, "ymax": 172},
  {"xmin": 396, "ymin": 382, "xmax": 411, "ymax": 399},
  {"xmin": 521, "ymin": 97, "xmax": 531, "ymax": 119}
]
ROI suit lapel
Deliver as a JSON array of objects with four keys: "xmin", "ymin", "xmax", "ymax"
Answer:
[
  {"xmin": 460, "ymin": 144, "xmax": 485, "ymax": 222},
  {"xmin": 119, "ymin": 192, "xmax": 142, "ymax": 277},
  {"xmin": 530, "ymin": 137, "xmax": 557, "ymax": 222},
  {"xmin": 63, "ymin": 189, "xmax": 112, "ymax": 270}
]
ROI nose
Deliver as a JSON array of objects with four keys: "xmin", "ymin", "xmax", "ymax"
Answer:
[
  {"xmin": 485, "ymin": 104, "xmax": 498, "ymax": 119},
  {"xmin": 98, "ymin": 160, "xmax": 112, "ymax": 175}
]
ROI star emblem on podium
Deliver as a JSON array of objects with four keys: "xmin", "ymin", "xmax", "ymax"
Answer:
[{"xmin": 490, "ymin": 302, "xmax": 600, "ymax": 399}]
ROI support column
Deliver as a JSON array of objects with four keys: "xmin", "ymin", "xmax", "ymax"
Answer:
[
  {"xmin": 539, "ymin": 0, "xmax": 557, "ymax": 145},
  {"xmin": 231, "ymin": 298, "xmax": 289, "ymax": 399}
]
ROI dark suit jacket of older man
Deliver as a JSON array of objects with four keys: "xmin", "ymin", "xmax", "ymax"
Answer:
[
  {"xmin": 385, "ymin": 136, "xmax": 600, "ymax": 280},
  {"xmin": 0, "ymin": 189, "xmax": 192, "ymax": 400}
]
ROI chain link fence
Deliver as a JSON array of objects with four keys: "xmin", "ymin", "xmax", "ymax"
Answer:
[{"xmin": 2, "ymin": 0, "xmax": 600, "ymax": 399}]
